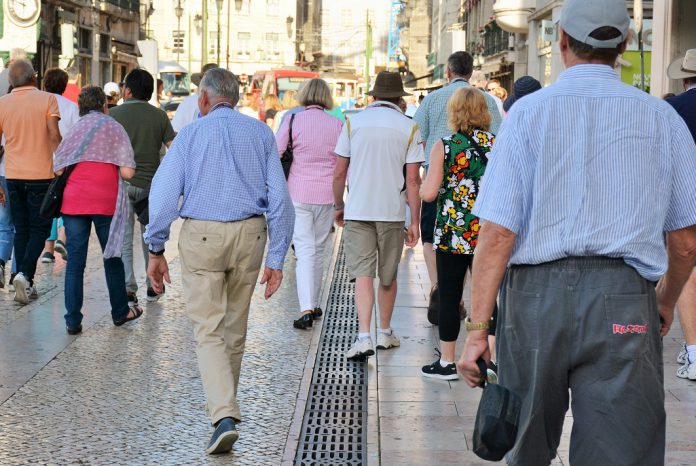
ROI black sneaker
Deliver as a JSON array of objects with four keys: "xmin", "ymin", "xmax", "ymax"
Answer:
[
  {"xmin": 146, "ymin": 286, "xmax": 164, "ymax": 302},
  {"xmin": 421, "ymin": 355, "xmax": 458, "ymax": 381},
  {"xmin": 127, "ymin": 292, "xmax": 138, "ymax": 307},
  {"xmin": 40, "ymin": 252, "xmax": 55, "ymax": 263}
]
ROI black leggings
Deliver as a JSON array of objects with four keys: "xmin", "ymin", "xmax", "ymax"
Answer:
[
  {"xmin": 435, "ymin": 251, "xmax": 498, "ymax": 342},
  {"xmin": 436, "ymin": 252, "xmax": 473, "ymax": 342}
]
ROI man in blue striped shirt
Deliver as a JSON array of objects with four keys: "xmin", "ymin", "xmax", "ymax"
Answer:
[
  {"xmin": 144, "ymin": 68, "xmax": 294, "ymax": 455},
  {"xmin": 457, "ymin": 1, "xmax": 696, "ymax": 464}
]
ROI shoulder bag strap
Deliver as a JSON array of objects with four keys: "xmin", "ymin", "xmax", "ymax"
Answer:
[{"xmin": 287, "ymin": 113, "xmax": 295, "ymax": 152}]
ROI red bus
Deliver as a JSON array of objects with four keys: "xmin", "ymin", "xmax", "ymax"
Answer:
[{"xmin": 250, "ymin": 69, "xmax": 319, "ymax": 119}]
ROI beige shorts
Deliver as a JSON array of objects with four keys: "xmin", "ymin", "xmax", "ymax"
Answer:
[{"xmin": 344, "ymin": 220, "xmax": 405, "ymax": 285}]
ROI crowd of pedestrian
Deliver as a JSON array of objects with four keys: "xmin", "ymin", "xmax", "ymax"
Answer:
[{"xmin": 1, "ymin": 0, "xmax": 695, "ymax": 462}]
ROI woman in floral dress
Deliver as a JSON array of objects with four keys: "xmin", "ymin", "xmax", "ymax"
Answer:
[{"xmin": 419, "ymin": 87, "xmax": 495, "ymax": 380}]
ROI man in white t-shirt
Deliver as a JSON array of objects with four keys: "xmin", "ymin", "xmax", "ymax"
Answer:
[
  {"xmin": 172, "ymin": 63, "xmax": 218, "ymax": 132},
  {"xmin": 333, "ymin": 71, "xmax": 424, "ymax": 360}
]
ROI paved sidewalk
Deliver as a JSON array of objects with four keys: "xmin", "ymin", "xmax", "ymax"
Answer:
[
  {"xmin": 0, "ymin": 221, "xmax": 331, "ymax": 465},
  {"xmin": 369, "ymin": 244, "xmax": 696, "ymax": 466}
]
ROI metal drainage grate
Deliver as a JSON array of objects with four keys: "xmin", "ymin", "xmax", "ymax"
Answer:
[{"xmin": 295, "ymin": 242, "xmax": 367, "ymax": 466}]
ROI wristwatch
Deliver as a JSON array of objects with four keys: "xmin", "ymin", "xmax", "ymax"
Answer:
[
  {"xmin": 149, "ymin": 248, "xmax": 165, "ymax": 256},
  {"xmin": 465, "ymin": 317, "xmax": 490, "ymax": 331},
  {"xmin": 333, "ymin": 203, "xmax": 345, "ymax": 211}
]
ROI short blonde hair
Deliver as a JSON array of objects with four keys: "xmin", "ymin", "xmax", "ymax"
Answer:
[
  {"xmin": 282, "ymin": 90, "xmax": 298, "ymax": 109},
  {"xmin": 264, "ymin": 94, "xmax": 282, "ymax": 111},
  {"xmin": 297, "ymin": 78, "xmax": 333, "ymax": 110},
  {"xmin": 447, "ymin": 87, "xmax": 491, "ymax": 133},
  {"xmin": 490, "ymin": 86, "xmax": 508, "ymax": 102}
]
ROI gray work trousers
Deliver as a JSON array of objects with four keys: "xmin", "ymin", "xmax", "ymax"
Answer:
[{"xmin": 498, "ymin": 257, "xmax": 664, "ymax": 466}]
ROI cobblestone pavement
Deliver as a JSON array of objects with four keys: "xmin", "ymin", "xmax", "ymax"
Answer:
[{"xmin": 0, "ymin": 221, "xmax": 330, "ymax": 465}]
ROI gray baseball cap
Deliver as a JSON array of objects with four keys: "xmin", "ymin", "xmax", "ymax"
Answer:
[{"xmin": 559, "ymin": 0, "xmax": 631, "ymax": 48}]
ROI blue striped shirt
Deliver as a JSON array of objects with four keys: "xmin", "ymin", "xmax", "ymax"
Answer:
[
  {"xmin": 414, "ymin": 78, "xmax": 502, "ymax": 166},
  {"xmin": 144, "ymin": 106, "xmax": 295, "ymax": 270},
  {"xmin": 473, "ymin": 65, "xmax": 696, "ymax": 281}
]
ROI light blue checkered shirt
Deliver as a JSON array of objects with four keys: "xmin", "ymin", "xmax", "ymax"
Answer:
[
  {"xmin": 144, "ymin": 106, "xmax": 295, "ymax": 270},
  {"xmin": 473, "ymin": 64, "xmax": 696, "ymax": 281},
  {"xmin": 414, "ymin": 78, "xmax": 502, "ymax": 165}
]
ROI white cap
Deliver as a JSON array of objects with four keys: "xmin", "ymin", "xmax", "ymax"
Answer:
[
  {"xmin": 104, "ymin": 82, "xmax": 120, "ymax": 96},
  {"xmin": 559, "ymin": 0, "xmax": 630, "ymax": 48}
]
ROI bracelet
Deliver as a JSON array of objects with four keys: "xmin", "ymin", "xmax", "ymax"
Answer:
[
  {"xmin": 149, "ymin": 249, "xmax": 165, "ymax": 256},
  {"xmin": 464, "ymin": 317, "xmax": 490, "ymax": 331}
]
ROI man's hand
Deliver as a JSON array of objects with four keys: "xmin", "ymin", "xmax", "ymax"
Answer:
[
  {"xmin": 405, "ymin": 224, "xmax": 420, "ymax": 248},
  {"xmin": 656, "ymin": 299, "xmax": 675, "ymax": 337},
  {"xmin": 147, "ymin": 255, "xmax": 171, "ymax": 294},
  {"xmin": 260, "ymin": 267, "xmax": 283, "ymax": 299},
  {"xmin": 334, "ymin": 208, "xmax": 345, "ymax": 228},
  {"xmin": 456, "ymin": 332, "xmax": 491, "ymax": 388}
]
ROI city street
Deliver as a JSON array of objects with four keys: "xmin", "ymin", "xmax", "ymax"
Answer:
[{"xmin": 0, "ymin": 225, "xmax": 695, "ymax": 465}]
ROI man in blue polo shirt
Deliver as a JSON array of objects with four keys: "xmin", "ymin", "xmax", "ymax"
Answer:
[{"xmin": 456, "ymin": 1, "xmax": 696, "ymax": 465}]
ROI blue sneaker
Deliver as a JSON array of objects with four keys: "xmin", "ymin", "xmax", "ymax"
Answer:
[{"xmin": 206, "ymin": 417, "xmax": 239, "ymax": 455}]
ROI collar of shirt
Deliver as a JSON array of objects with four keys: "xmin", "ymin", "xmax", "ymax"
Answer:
[
  {"xmin": 11, "ymin": 86, "xmax": 35, "ymax": 93},
  {"xmin": 687, "ymin": 82, "xmax": 696, "ymax": 91},
  {"xmin": 122, "ymin": 98, "xmax": 149, "ymax": 104},
  {"xmin": 449, "ymin": 77, "xmax": 468, "ymax": 85},
  {"xmin": 367, "ymin": 101, "xmax": 403, "ymax": 113},
  {"xmin": 305, "ymin": 105, "xmax": 324, "ymax": 111},
  {"xmin": 558, "ymin": 64, "xmax": 619, "ymax": 82}
]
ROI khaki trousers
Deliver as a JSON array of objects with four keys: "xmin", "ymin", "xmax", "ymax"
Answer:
[{"xmin": 179, "ymin": 216, "xmax": 267, "ymax": 424}]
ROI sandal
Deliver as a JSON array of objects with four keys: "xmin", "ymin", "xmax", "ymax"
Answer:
[
  {"xmin": 114, "ymin": 305, "xmax": 143, "ymax": 327},
  {"xmin": 312, "ymin": 307, "xmax": 323, "ymax": 319}
]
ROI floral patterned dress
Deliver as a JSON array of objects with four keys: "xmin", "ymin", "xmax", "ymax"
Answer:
[{"xmin": 433, "ymin": 129, "xmax": 495, "ymax": 254}]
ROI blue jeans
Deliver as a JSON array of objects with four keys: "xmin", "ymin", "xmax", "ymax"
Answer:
[
  {"xmin": 63, "ymin": 214, "xmax": 130, "ymax": 328},
  {"xmin": 6, "ymin": 179, "xmax": 53, "ymax": 282},
  {"xmin": 0, "ymin": 176, "xmax": 14, "ymax": 262}
]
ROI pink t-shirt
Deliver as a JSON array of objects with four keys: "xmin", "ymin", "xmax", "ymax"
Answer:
[
  {"xmin": 61, "ymin": 161, "xmax": 119, "ymax": 216},
  {"xmin": 275, "ymin": 106, "xmax": 343, "ymax": 205}
]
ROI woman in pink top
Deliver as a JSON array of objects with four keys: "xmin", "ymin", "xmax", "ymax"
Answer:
[
  {"xmin": 276, "ymin": 78, "xmax": 342, "ymax": 330},
  {"xmin": 55, "ymin": 87, "xmax": 144, "ymax": 335}
]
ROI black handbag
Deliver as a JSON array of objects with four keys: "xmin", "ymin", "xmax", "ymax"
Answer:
[
  {"xmin": 472, "ymin": 358, "xmax": 521, "ymax": 461},
  {"xmin": 39, "ymin": 165, "xmax": 77, "ymax": 219},
  {"xmin": 280, "ymin": 113, "xmax": 296, "ymax": 179}
]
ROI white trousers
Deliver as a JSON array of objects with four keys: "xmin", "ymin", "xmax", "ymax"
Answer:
[{"xmin": 292, "ymin": 202, "xmax": 334, "ymax": 312}]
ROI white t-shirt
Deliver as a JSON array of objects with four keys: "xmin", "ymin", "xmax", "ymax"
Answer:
[
  {"xmin": 334, "ymin": 101, "xmax": 425, "ymax": 222},
  {"xmin": 172, "ymin": 93, "xmax": 200, "ymax": 132},
  {"xmin": 55, "ymin": 94, "xmax": 79, "ymax": 137}
]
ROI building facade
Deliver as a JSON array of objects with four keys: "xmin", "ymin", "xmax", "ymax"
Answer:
[
  {"xmin": 1, "ymin": 0, "xmax": 141, "ymax": 87},
  {"xmin": 651, "ymin": 0, "xmax": 696, "ymax": 97},
  {"xmin": 398, "ymin": 0, "xmax": 432, "ymax": 80},
  {"xmin": 147, "ymin": 0, "xmax": 297, "ymax": 77}
]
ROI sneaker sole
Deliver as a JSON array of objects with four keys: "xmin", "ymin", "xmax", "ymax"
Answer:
[
  {"xmin": 676, "ymin": 371, "xmax": 696, "ymax": 381},
  {"xmin": 40, "ymin": 258, "xmax": 55, "ymax": 264},
  {"xmin": 206, "ymin": 430, "xmax": 239, "ymax": 455},
  {"xmin": 13, "ymin": 277, "xmax": 29, "ymax": 304},
  {"xmin": 422, "ymin": 372, "xmax": 459, "ymax": 381},
  {"xmin": 146, "ymin": 295, "xmax": 162, "ymax": 303},
  {"xmin": 376, "ymin": 344, "xmax": 400, "ymax": 350},
  {"xmin": 346, "ymin": 349, "xmax": 375, "ymax": 360}
]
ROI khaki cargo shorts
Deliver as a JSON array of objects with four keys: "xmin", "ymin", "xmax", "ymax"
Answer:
[{"xmin": 344, "ymin": 220, "xmax": 405, "ymax": 285}]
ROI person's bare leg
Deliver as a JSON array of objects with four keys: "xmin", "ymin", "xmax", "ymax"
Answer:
[
  {"xmin": 355, "ymin": 277, "xmax": 375, "ymax": 333},
  {"xmin": 43, "ymin": 240, "xmax": 55, "ymax": 254},
  {"xmin": 378, "ymin": 280, "xmax": 398, "ymax": 329},
  {"xmin": 440, "ymin": 340, "xmax": 456, "ymax": 362},
  {"xmin": 677, "ymin": 270, "xmax": 696, "ymax": 347},
  {"xmin": 423, "ymin": 244, "xmax": 437, "ymax": 290}
]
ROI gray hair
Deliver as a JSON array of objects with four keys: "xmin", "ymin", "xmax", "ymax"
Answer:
[
  {"xmin": 200, "ymin": 68, "xmax": 239, "ymax": 105},
  {"xmin": 78, "ymin": 86, "xmax": 107, "ymax": 116},
  {"xmin": 297, "ymin": 78, "xmax": 333, "ymax": 109},
  {"xmin": 9, "ymin": 59, "xmax": 35, "ymax": 88}
]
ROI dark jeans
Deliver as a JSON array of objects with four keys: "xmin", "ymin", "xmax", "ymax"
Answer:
[
  {"xmin": 63, "ymin": 214, "xmax": 130, "ymax": 328},
  {"xmin": 6, "ymin": 179, "xmax": 53, "ymax": 282},
  {"xmin": 420, "ymin": 200, "xmax": 436, "ymax": 244}
]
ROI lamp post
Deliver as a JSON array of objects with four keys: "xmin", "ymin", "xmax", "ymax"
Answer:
[
  {"xmin": 215, "ymin": 0, "xmax": 223, "ymax": 65},
  {"xmin": 175, "ymin": 0, "xmax": 184, "ymax": 63}
]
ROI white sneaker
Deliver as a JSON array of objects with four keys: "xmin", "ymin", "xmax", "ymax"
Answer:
[
  {"xmin": 677, "ymin": 343, "xmax": 688, "ymax": 365},
  {"xmin": 377, "ymin": 330, "xmax": 400, "ymax": 350},
  {"xmin": 13, "ymin": 273, "xmax": 30, "ymax": 304},
  {"xmin": 677, "ymin": 360, "xmax": 696, "ymax": 380},
  {"xmin": 346, "ymin": 338, "xmax": 375, "ymax": 360}
]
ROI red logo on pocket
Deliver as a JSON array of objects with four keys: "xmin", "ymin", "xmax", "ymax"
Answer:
[{"xmin": 613, "ymin": 324, "xmax": 647, "ymax": 335}]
